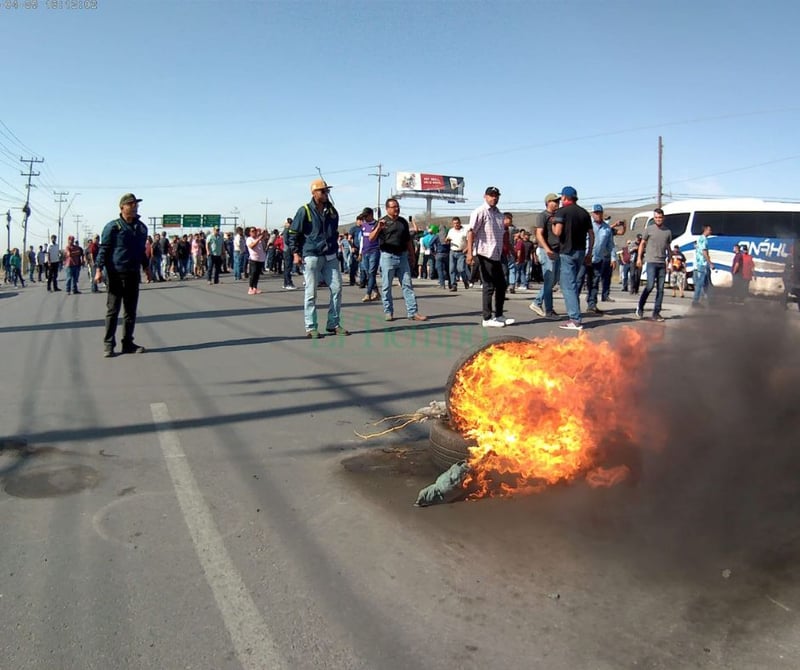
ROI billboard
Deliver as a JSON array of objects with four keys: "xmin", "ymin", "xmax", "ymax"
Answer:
[{"xmin": 396, "ymin": 172, "xmax": 465, "ymax": 196}]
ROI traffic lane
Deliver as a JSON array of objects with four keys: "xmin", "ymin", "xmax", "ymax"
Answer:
[
  {"xmin": 338, "ymin": 439, "xmax": 800, "ymax": 669},
  {"xmin": 0, "ymin": 278, "xmax": 776, "ymax": 670},
  {"xmin": 0, "ymin": 427, "xmax": 240, "ymax": 670}
]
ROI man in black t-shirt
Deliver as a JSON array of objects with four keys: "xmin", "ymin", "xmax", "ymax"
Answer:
[
  {"xmin": 368, "ymin": 197, "xmax": 427, "ymax": 322},
  {"xmin": 551, "ymin": 186, "xmax": 593, "ymax": 331}
]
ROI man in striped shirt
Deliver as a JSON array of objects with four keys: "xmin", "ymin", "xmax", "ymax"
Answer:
[{"xmin": 467, "ymin": 186, "xmax": 515, "ymax": 328}]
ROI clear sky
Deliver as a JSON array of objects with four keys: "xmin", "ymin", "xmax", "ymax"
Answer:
[{"xmin": 1, "ymin": 0, "xmax": 799, "ymax": 249}]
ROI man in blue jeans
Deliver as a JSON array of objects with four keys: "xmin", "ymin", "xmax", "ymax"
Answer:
[
  {"xmin": 530, "ymin": 192, "xmax": 562, "ymax": 318},
  {"xmin": 288, "ymin": 179, "xmax": 349, "ymax": 338},
  {"xmin": 358, "ymin": 207, "xmax": 381, "ymax": 302},
  {"xmin": 691, "ymin": 224, "xmax": 714, "ymax": 307},
  {"xmin": 446, "ymin": 216, "xmax": 470, "ymax": 291},
  {"xmin": 369, "ymin": 198, "xmax": 427, "ymax": 322},
  {"xmin": 635, "ymin": 208, "xmax": 673, "ymax": 321},
  {"xmin": 586, "ymin": 204, "xmax": 617, "ymax": 315},
  {"xmin": 551, "ymin": 187, "xmax": 593, "ymax": 331}
]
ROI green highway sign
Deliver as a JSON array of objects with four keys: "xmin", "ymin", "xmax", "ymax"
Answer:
[
  {"xmin": 162, "ymin": 214, "xmax": 182, "ymax": 227},
  {"xmin": 203, "ymin": 214, "xmax": 221, "ymax": 226},
  {"xmin": 183, "ymin": 214, "xmax": 202, "ymax": 228}
]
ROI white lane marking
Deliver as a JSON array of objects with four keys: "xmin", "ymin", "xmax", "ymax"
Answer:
[{"xmin": 150, "ymin": 403, "xmax": 283, "ymax": 670}]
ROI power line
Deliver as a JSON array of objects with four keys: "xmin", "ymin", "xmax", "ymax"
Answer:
[
  {"xmin": 51, "ymin": 163, "xmax": 378, "ymax": 190},
  {"xmin": 0, "ymin": 120, "xmax": 40, "ymax": 156}
]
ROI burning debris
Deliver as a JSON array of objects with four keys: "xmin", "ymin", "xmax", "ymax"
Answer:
[{"xmin": 416, "ymin": 330, "xmax": 656, "ymax": 505}]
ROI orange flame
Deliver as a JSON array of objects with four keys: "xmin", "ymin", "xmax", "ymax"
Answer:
[{"xmin": 449, "ymin": 329, "xmax": 650, "ymax": 498}]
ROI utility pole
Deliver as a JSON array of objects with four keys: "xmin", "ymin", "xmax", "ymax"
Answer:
[
  {"xmin": 260, "ymin": 198, "xmax": 273, "ymax": 227},
  {"xmin": 657, "ymin": 136, "xmax": 663, "ymax": 209},
  {"xmin": 61, "ymin": 193, "xmax": 80, "ymax": 246},
  {"xmin": 73, "ymin": 214, "xmax": 83, "ymax": 241},
  {"xmin": 5, "ymin": 210, "xmax": 10, "ymax": 254},
  {"xmin": 20, "ymin": 156, "xmax": 44, "ymax": 255},
  {"xmin": 54, "ymin": 190, "xmax": 69, "ymax": 247},
  {"xmin": 369, "ymin": 163, "xmax": 389, "ymax": 217}
]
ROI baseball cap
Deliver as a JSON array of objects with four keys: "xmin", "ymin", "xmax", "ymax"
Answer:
[
  {"xmin": 310, "ymin": 179, "xmax": 331, "ymax": 193},
  {"xmin": 559, "ymin": 186, "xmax": 578, "ymax": 199},
  {"xmin": 360, "ymin": 207, "xmax": 374, "ymax": 218},
  {"xmin": 119, "ymin": 193, "xmax": 142, "ymax": 207},
  {"xmin": 485, "ymin": 186, "xmax": 501, "ymax": 196},
  {"xmin": 593, "ymin": 204, "xmax": 604, "ymax": 213},
  {"xmin": 544, "ymin": 192, "xmax": 560, "ymax": 204}
]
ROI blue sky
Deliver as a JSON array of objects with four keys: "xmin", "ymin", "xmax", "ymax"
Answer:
[{"xmin": 1, "ymin": 0, "xmax": 799, "ymax": 249}]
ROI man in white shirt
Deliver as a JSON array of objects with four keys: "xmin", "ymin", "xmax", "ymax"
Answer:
[
  {"xmin": 46, "ymin": 234, "xmax": 61, "ymax": 292},
  {"xmin": 445, "ymin": 216, "xmax": 470, "ymax": 291}
]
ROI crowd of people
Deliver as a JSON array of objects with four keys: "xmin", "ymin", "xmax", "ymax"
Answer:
[{"xmin": 5, "ymin": 184, "xmax": 798, "ymax": 355}]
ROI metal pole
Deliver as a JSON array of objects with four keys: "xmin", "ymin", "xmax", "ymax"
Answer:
[
  {"xmin": 369, "ymin": 163, "xmax": 389, "ymax": 218},
  {"xmin": 657, "ymin": 136, "xmax": 663, "ymax": 209},
  {"xmin": 261, "ymin": 198, "xmax": 273, "ymax": 228}
]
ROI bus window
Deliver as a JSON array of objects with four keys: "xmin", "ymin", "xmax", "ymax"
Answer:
[{"xmin": 691, "ymin": 211, "xmax": 800, "ymax": 238}]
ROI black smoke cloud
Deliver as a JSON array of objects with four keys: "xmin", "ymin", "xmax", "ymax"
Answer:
[{"xmin": 632, "ymin": 304, "xmax": 800, "ymax": 569}]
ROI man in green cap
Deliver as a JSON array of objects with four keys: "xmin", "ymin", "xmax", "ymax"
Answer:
[{"xmin": 94, "ymin": 193, "xmax": 149, "ymax": 357}]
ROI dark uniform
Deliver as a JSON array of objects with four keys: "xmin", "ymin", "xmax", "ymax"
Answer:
[{"xmin": 95, "ymin": 194, "xmax": 149, "ymax": 356}]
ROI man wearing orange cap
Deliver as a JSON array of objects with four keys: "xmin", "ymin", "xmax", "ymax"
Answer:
[{"xmin": 288, "ymin": 179, "xmax": 348, "ymax": 338}]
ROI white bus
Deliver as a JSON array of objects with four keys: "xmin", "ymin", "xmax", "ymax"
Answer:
[{"xmin": 628, "ymin": 198, "xmax": 800, "ymax": 296}]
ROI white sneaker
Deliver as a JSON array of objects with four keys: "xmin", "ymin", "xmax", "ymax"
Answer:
[
  {"xmin": 500, "ymin": 316, "xmax": 515, "ymax": 326},
  {"xmin": 529, "ymin": 302, "xmax": 545, "ymax": 317},
  {"xmin": 558, "ymin": 320, "xmax": 583, "ymax": 331},
  {"xmin": 482, "ymin": 317, "xmax": 506, "ymax": 328}
]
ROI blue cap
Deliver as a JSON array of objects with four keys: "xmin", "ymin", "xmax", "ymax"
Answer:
[
  {"xmin": 560, "ymin": 186, "xmax": 577, "ymax": 199},
  {"xmin": 592, "ymin": 204, "xmax": 604, "ymax": 212}
]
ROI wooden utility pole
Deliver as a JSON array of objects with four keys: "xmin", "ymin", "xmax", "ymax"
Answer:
[
  {"xmin": 73, "ymin": 214, "xmax": 83, "ymax": 241},
  {"xmin": 20, "ymin": 156, "xmax": 44, "ymax": 254},
  {"xmin": 54, "ymin": 190, "xmax": 68, "ymax": 247}
]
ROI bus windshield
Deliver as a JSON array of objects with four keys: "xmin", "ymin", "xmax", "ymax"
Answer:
[{"xmin": 661, "ymin": 213, "xmax": 690, "ymax": 239}]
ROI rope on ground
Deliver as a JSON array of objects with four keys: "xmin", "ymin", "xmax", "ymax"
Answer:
[
  {"xmin": 354, "ymin": 414, "xmax": 426, "ymax": 439},
  {"xmin": 354, "ymin": 401, "xmax": 449, "ymax": 439}
]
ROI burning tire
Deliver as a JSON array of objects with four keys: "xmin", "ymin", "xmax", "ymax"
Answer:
[
  {"xmin": 429, "ymin": 419, "xmax": 475, "ymax": 471},
  {"xmin": 444, "ymin": 335, "xmax": 530, "ymax": 416},
  {"xmin": 431, "ymin": 336, "xmax": 530, "ymax": 472}
]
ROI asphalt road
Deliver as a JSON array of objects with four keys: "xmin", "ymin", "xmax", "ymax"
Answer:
[{"xmin": 1, "ymin": 269, "xmax": 798, "ymax": 670}]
